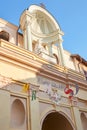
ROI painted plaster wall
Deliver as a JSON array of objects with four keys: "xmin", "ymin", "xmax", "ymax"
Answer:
[
  {"xmin": 64, "ymin": 50, "xmax": 76, "ymax": 70},
  {"xmin": 0, "ymin": 61, "xmax": 37, "ymax": 85},
  {"xmin": 0, "ymin": 56, "xmax": 87, "ymax": 101},
  {"xmin": 1, "ymin": 49, "xmax": 87, "ymax": 130},
  {"xmin": 0, "ymin": 90, "xmax": 10, "ymax": 130}
]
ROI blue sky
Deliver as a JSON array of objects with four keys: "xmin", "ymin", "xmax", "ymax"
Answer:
[{"xmin": 0, "ymin": 0, "xmax": 87, "ymax": 60}]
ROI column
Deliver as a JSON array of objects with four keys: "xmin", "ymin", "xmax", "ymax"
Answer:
[
  {"xmin": 23, "ymin": 29, "xmax": 28, "ymax": 49},
  {"xmin": 72, "ymin": 107, "xmax": 83, "ymax": 130},
  {"xmin": 58, "ymin": 38, "xmax": 66, "ymax": 66},
  {"xmin": 26, "ymin": 22, "xmax": 32, "ymax": 51},
  {"xmin": 48, "ymin": 43, "xmax": 52, "ymax": 56}
]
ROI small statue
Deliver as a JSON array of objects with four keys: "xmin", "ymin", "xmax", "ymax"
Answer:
[{"xmin": 35, "ymin": 39, "xmax": 48, "ymax": 55}]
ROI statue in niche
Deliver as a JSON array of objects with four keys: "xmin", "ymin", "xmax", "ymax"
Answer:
[{"xmin": 34, "ymin": 39, "xmax": 48, "ymax": 55}]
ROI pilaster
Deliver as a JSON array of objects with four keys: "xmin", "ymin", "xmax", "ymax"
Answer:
[
  {"xmin": 30, "ymin": 99, "xmax": 40, "ymax": 130},
  {"xmin": 25, "ymin": 16, "xmax": 32, "ymax": 51},
  {"xmin": 58, "ymin": 38, "xmax": 66, "ymax": 66},
  {"xmin": 23, "ymin": 29, "xmax": 27, "ymax": 49},
  {"xmin": 72, "ymin": 107, "xmax": 83, "ymax": 130},
  {"xmin": 20, "ymin": 10, "xmax": 32, "ymax": 51},
  {"xmin": 47, "ymin": 43, "xmax": 52, "ymax": 56}
]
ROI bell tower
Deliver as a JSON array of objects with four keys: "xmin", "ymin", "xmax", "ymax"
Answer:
[{"xmin": 20, "ymin": 5, "xmax": 65, "ymax": 66}]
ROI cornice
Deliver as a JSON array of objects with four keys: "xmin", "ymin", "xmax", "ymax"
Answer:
[
  {"xmin": 0, "ymin": 39, "xmax": 87, "ymax": 89},
  {"xmin": 0, "ymin": 40, "xmax": 67, "ymax": 80},
  {"xmin": 31, "ymin": 28, "xmax": 63, "ymax": 38}
]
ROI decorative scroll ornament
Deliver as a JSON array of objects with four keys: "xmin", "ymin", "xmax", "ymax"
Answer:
[
  {"xmin": 46, "ymin": 87, "xmax": 61, "ymax": 105},
  {"xmin": 64, "ymin": 84, "xmax": 79, "ymax": 99}
]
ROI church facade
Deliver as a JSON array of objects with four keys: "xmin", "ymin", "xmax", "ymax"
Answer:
[{"xmin": 0, "ymin": 4, "xmax": 87, "ymax": 130}]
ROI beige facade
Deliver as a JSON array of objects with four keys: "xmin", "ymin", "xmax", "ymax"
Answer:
[{"xmin": 0, "ymin": 4, "xmax": 87, "ymax": 130}]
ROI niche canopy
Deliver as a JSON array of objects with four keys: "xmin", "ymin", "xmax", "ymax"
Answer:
[{"xmin": 20, "ymin": 4, "xmax": 64, "ymax": 43}]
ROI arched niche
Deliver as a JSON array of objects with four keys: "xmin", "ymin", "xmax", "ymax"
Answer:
[
  {"xmin": 20, "ymin": 4, "xmax": 64, "ymax": 46},
  {"xmin": 29, "ymin": 5, "xmax": 60, "ymax": 33},
  {"xmin": 29, "ymin": 5, "xmax": 64, "ymax": 43},
  {"xmin": 11, "ymin": 99, "xmax": 25, "ymax": 127},
  {"xmin": 20, "ymin": 5, "xmax": 65, "ymax": 66}
]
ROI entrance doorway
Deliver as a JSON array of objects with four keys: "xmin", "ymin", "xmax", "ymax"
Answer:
[{"xmin": 42, "ymin": 112, "xmax": 73, "ymax": 130}]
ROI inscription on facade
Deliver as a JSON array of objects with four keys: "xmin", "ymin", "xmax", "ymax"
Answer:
[{"xmin": 37, "ymin": 76, "xmax": 65, "ymax": 91}]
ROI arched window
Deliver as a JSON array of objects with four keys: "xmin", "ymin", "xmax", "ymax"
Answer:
[
  {"xmin": 53, "ymin": 53, "xmax": 59, "ymax": 64},
  {"xmin": 0, "ymin": 31, "xmax": 9, "ymax": 41}
]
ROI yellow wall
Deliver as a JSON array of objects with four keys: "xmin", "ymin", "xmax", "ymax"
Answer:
[{"xmin": 0, "ymin": 60, "xmax": 37, "ymax": 85}]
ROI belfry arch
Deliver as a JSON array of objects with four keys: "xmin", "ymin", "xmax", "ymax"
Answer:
[
  {"xmin": 41, "ymin": 111, "xmax": 75, "ymax": 130},
  {"xmin": 20, "ymin": 5, "xmax": 66, "ymax": 66}
]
